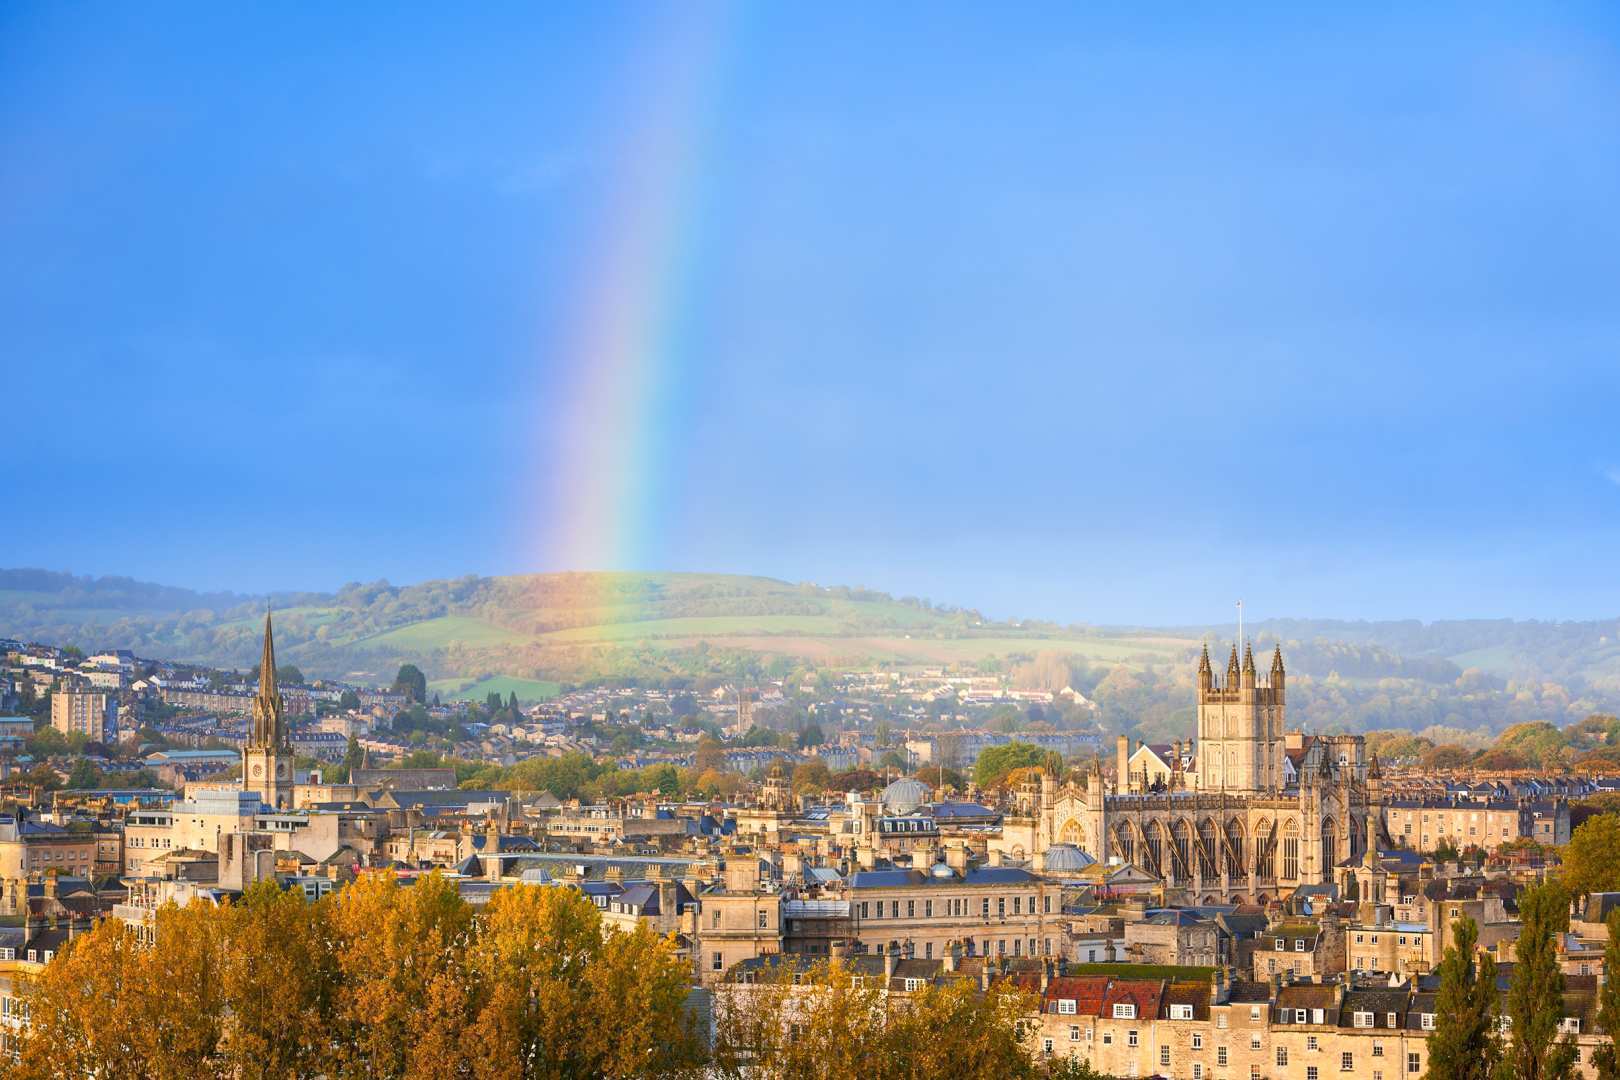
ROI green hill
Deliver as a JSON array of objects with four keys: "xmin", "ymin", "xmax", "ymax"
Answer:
[
  {"xmin": 0, "ymin": 568, "xmax": 1184, "ymax": 686},
  {"xmin": 7, "ymin": 568, "xmax": 1620, "ymax": 733}
]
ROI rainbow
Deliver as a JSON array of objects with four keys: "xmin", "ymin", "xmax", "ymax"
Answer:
[{"xmin": 538, "ymin": 7, "xmax": 739, "ymax": 578}]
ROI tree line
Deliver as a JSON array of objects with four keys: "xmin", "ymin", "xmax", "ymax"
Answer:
[{"xmin": 13, "ymin": 872, "xmax": 1101, "ymax": 1080}]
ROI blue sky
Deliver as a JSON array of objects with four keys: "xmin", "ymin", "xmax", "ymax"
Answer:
[{"xmin": 4, "ymin": 3, "xmax": 1619, "ymax": 625}]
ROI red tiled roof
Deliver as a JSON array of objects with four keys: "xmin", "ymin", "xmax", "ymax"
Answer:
[
  {"xmin": 1104, "ymin": 979, "xmax": 1165, "ymax": 1020},
  {"xmin": 1044, "ymin": 975, "xmax": 1110, "ymax": 1015}
]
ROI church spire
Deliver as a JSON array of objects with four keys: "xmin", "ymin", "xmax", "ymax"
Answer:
[
  {"xmin": 258, "ymin": 611, "xmax": 277, "ymax": 699},
  {"xmin": 251, "ymin": 611, "xmax": 285, "ymax": 748},
  {"xmin": 1198, "ymin": 643, "xmax": 1213, "ymax": 690},
  {"xmin": 1226, "ymin": 644, "xmax": 1241, "ymax": 684}
]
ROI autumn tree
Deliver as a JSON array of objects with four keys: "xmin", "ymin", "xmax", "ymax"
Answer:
[
  {"xmin": 1500, "ymin": 879, "xmax": 1578, "ymax": 1080},
  {"xmin": 325, "ymin": 870, "xmax": 474, "ymax": 1077},
  {"xmin": 1424, "ymin": 915, "xmax": 1499, "ymax": 1080},
  {"xmin": 216, "ymin": 878, "xmax": 338, "ymax": 1079}
]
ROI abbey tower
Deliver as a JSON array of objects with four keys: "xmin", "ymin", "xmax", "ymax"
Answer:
[{"xmin": 1195, "ymin": 642, "xmax": 1286, "ymax": 793}]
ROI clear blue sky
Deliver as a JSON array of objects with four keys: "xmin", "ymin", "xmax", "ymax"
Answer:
[{"xmin": 4, "ymin": 3, "xmax": 1619, "ymax": 625}]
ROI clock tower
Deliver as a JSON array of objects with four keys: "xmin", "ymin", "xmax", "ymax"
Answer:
[{"xmin": 243, "ymin": 612, "xmax": 293, "ymax": 810}]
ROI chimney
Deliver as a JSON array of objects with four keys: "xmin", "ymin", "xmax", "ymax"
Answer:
[
  {"xmin": 944, "ymin": 940, "xmax": 959, "ymax": 974},
  {"xmin": 1117, "ymin": 735, "xmax": 1131, "ymax": 792},
  {"xmin": 884, "ymin": 946, "xmax": 898, "ymax": 983},
  {"xmin": 945, "ymin": 843, "xmax": 969, "ymax": 874},
  {"xmin": 1040, "ymin": 957, "xmax": 1052, "ymax": 993},
  {"xmin": 657, "ymin": 879, "xmax": 678, "ymax": 922},
  {"xmin": 1210, "ymin": 968, "xmax": 1229, "ymax": 1005}
]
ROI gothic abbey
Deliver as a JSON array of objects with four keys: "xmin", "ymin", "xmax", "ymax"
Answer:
[{"xmin": 1006, "ymin": 644, "xmax": 1379, "ymax": 904}]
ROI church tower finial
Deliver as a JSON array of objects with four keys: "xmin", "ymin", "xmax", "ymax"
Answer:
[
  {"xmin": 1241, "ymin": 642, "xmax": 1256, "ymax": 690},
  {"xmin": 244, "ymin": 610, "xmax": 292, "ymax": 809},
  {"xmin": 1270, "ymin": 644, "xmax": 1286, "ymax": 691},
  {"xmin": 1226, "ymin": 644, "xmax": 1241, "ymax": 685},
  {"xmin": 1198, "ymin": 643, "xmax": 1213, "ymax": 691}
]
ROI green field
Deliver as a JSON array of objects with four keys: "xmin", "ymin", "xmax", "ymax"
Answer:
[
  {"xmin": 428, "ymin": 674, "xmax": 562, "ymax": 703},
  {"xmin": 355, "ymin": 615, "xmax": 530, "ymax": 650},
  {"xmin": 541, "ymin": 614, "xmax": 852, "ymax": 643}
]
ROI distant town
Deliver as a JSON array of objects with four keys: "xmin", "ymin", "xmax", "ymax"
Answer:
[{"xmin": 1, "ymin": 616, "xmax": 1618, "ymax": 1076}]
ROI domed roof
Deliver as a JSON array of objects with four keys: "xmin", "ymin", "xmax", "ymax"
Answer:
[
  {"xmin": 1042, "ymin": 843, "xmax": 1097, "ymax": 873},
  {"xmin": 880, "ymin": 778, "xmax": 930, "ymax": 814}
]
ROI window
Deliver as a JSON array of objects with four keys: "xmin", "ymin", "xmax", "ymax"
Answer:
[
  {"xmin": 1251, "ymin": 1035, "xmax": 1261, "ymax": 1051},
  {"xmin": 1275, "ymin": 938, "xmax": 1285, "ymax": 950},
  {"xmin": 1058, "ymin": 1000, "xmax": 1077, "ymax": 1015},
  {"xmin": 906, "ymin": 900, "xmax": 915, "ymax": 918},
  {"xmin": 1217, "ymin": 1047, "xmax": 1228, "ymax": 1067},
  {"xmin": 1354, "ymin": 1012, "xmax": 1373, "ymax": 1028},
  {"xmin": 859, "ymin": 902, "xmax": 869, "ymax": 919},
  {"xmin": 1102, "ymin": 1032, "xmax": 1112, "ymax": 1046},
  {"xmin": 1307, "ymin": 1068, "xmax": 1319, "ymax": 1080},
  {"xmin": 1113, "ymin": 1003, "xmax": 1137, "ymax": 1020},
  {"xmin": 1161, "ymin": 1047, "xmax": 1171, "ymax": 1066},
  {"xmin": 1408, "ymin": 1053, "xmax": 1422, "ymax": 1073},
  {"xmin": 1420, "ymin": 1014, "xmax": 1435, "ymax": 1031},
  {"xmin": 1171, "ymin": 1004, "xmax": 1194, "ymax": 1020},
  {"xmin": 1070, "ymin": 1026, "xmax": 1080, "ymax": 1042},
  {"xmin": 1295, "ymin": 939, "xmax": 1306, "ymax": 952},
  {"xmin": 1216, "ymin": 1013, "xmax": 1228, "ymax": 1030},
  {"xmin": 890, "ymin": 901, "xmax": 899, "ymax": 918},
  {"xmin": 1193, "ymin": 1066, "xmax": 1203, "ymax": 1080},
  {"xmin": 1128, "ymin": 1030, "xmax": 1139, "ymax": 1047},
  {"xmin": 998, "ymin": 897, "xmax": 1006, "ymax": 918},
  {"xmin": 1373, "ymin": 1042, "xmax": 1383, "ymax": 1057},
  {"xmin": 1250, "ymin": 1006, "xmax": 1261, "ymax": 1022},
  {"xmin": 982, "ymin": 898, "xmax": 990, "ymax": 918},
  {"xmin": 1293, "ymin": 1009, "xmax": 1307, "ymax": 1024},
  {"xmin": 759, "ymin": 911, "xmax": 769, "ymax": 929},
  {"xmin": 903, "ymin": 978, "xmax": 924, "ymax": 992},
  {"xmin": 924, "ymin": 900, "xmax": 932, "ymax": 918},
  {"xmin": 1560, "ymin": 1018, "xmax": 1582, "ymax": 1034},
  {"xmin": 1387, "ymin": 1012, "xmax": 1398, "ymax": 1028},
  {"xmin": 1277, "ymin": 1049, "xmax": 1289, "ymax": 1067},
  {"xmin": 1013, "ymin": 896, "xmax": 1021, "ymax": 915},
  {"xmin": 1044, "ymin": 895, "xmax": 1052, "ymax": 914},
  {"xmin": 1307, "ymin": 1036, "xmax": 1319, "ymax": 1052},
  {"xmin": 1042, "ymin": 1039, "xmax": 1053, "ymax": 1055},
  {"xmin": 711, "ymin": 952, "xmax": 722, "ymax": 971},
  {"xmin": 1342, "ymin": 1053, "xmax": 1354, "ymax": 1071},
  {"xmin": 1193, "ymin": 1033, "xmax": 1204, "ymax": 1050}
]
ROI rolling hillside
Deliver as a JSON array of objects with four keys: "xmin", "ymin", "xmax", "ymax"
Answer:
[
  {"xmin": 7, "ymin": 569, "xmax": 1620, "ymax": 732},
  {"xmin": 0, "ymin": 568, "xmax": 1190, "ymax": 686}
]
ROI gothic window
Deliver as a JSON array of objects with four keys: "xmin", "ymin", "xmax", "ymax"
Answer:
[{"xmin": 1282, "ymin": 820, "xmax": 1300, "ymax": 880}]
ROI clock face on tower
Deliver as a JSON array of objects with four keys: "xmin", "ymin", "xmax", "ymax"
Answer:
[{"xmin": 252, "ymin": 763, "xmax": 263, "ymax": 777}]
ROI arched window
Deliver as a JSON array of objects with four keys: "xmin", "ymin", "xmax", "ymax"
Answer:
[{"xmin": 1282, "ymin": 820, "xmax": 1300, "ymax": 880}]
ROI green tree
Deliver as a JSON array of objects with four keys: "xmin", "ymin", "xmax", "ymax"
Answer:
[
  {"xmin": 338, "ymin": 689, "xmax": 361, "ymax": 710},
  {"xmin": 974, "ymin": 741, "xmax": 1048, "ymax": 788},
  {"xmin": 1562, "ymin": 814, "xmax": 1620, "ymax": 898},
  {"xmin": 1424, "ymin": 915, "xmax": 1500, "ymax": 1080},
  {"xmin": 1500, "ymin": 880, "xmax": 1578, "ymax": 1080},
  {"xmin": 392, "ymin": 663, "xmax": 428, "ymax": 704},
  {"xmin": 339, "ymin": 735, "xmax": 363, "ymax": 783},
  {"xmin": 1593, "ymin": 910, "xmax": 1620, "ymax": 1080}
]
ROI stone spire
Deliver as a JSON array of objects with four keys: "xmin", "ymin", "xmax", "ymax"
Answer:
[
  {"xmin": 1198, "ymin": 643, "xmax": 1213, "ymax": 690},
  {"xmin": 1241, "ymin": 642, "xmax": 1257, "ymax": 688},
  {"xmin": 1226, "ymin": 644, "xmax": 1241, "ymax": 685},
  {"xmin": 251, "ymin": 612, "xmax": 285, "ymax": 748}
]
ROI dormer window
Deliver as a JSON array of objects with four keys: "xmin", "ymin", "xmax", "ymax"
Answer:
[
  {"xmin": 1113, "ymin": 1003, "xmax": 1136, "ymax": 1020},
  {"xmin": 1170, "ymin": 1004, "xmax": 1193, "ymax": 1020},
  {"xmin": 1058, "ymin": 1000, "xmax": 1077, "ymax": 1015}
]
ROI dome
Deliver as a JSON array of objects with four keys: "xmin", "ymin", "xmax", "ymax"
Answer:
[
  {"xmin": 1042, "ymin": 843, "xmax": 1097, "ymax": 873},
  {"xmin": 880, "ymin": 778, "xmax": 930, "ymax": 815}
]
